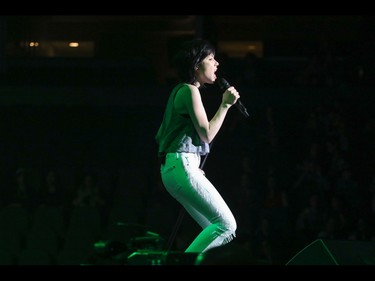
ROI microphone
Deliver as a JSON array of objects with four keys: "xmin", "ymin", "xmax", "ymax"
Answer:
[{"xmin": 217, "ymin": 78, "xmax": 249, "ymax": 118}]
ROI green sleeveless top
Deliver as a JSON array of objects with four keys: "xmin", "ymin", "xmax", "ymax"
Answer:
[{"xmin": 155, "ymin": 83, "xmax": 210, "ymax": 158}]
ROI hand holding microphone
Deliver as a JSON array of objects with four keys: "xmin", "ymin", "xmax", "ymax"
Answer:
[{"xmin": 217, "ymin": 78, "xmax": 249, "ymax": 118}]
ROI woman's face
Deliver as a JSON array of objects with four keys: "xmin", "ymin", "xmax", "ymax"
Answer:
[{"xmin": 196, "ymin": 53, "xmax": 219, "ymax": 85}]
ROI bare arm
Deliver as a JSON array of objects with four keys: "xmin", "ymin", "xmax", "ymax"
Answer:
[{"xmin": 175, "ymin": 84, "xmax": 239, "ymax": 144}]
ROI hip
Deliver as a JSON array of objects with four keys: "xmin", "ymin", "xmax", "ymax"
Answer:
[{"xmin": 160, "ymin": 152, "xmax": 201, "ymax": 174}]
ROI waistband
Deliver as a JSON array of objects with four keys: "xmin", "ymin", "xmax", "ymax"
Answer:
[{"xmin": 159, "ymin": 152, "xmax": 201, "ymax": 166}]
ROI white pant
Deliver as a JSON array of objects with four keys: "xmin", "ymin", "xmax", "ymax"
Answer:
[{"xmin": 160, "ymin": 152, "xmax": 237, "ymax": 253}]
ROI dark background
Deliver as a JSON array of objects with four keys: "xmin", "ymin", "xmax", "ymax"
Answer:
[{"xmin": 0, "ymin": 15, "xmax": 375, "ymax": 266}]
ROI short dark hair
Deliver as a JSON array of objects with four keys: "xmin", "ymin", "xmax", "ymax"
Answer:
[{"xmin": 172, "ymin": 38, "xmax": 216, "ymax": 84}]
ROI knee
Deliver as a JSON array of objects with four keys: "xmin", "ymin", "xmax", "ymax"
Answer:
[
  {"xmin": 229, "ymin": 217, "xmax": 237, "ymax": 233},
  {"xmin": 223, "ymin": 216, "xmax": 237, "ymax": 234}
]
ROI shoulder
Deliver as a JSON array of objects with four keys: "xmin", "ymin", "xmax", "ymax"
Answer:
[
  {"xmin": 174, "ymin": 84, "xmax": 201, "ymax": 114},
  {"xmin": 177, "ymin": 83, "xmax": 199, "ymax": 98}
]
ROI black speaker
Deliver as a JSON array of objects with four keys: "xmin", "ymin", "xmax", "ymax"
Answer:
[{"xmin": 286, "ymin": 239, "xmax": 375, "ymax": 265}]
